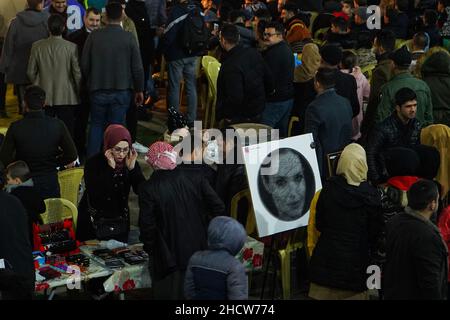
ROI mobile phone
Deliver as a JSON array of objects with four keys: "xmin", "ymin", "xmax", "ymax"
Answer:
[{"xmin": 213, "ymin": 23, "xmax": 219, "ymax": 32}]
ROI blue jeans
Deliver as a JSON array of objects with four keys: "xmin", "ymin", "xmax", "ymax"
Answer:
[
  {"xmin": 261, "ymin": 99, "xmax": 294, "ymax": 137},
  {"xmin": 167, "ymin": 57, "xmax": 198, "ymax": 125},
  {"xmin": 87, "ymin": 90, "xmax": 131, "ymax": 157}
]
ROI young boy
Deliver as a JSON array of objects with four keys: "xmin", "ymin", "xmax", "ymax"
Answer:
[
  {"xmin": 184, "ymin": 216, "xmax": 248, "ymax": 300},
  {"xmin": 5, "ymin": 160, "xmax": 46, "ymax": 246}
]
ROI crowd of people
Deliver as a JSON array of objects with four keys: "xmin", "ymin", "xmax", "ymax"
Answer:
[{"xmin": 0, "ymin": 0, "xmax": 449, "ymax": 300}]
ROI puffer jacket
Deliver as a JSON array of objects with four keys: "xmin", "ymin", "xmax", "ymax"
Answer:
[
  {"xmin": 366, "ymin": 112, "xmax": 421, "ymax": 184},
  {"xmin": 184, "ymin": 216, "xmax": 248, "ymax": 300},
  {"xmin": 309, "ymin": 176, "xmax": 382, "ymax": 292},
  {"xmin": 421, "ymin": 51, "xmax": 450, "ymax": 127}
]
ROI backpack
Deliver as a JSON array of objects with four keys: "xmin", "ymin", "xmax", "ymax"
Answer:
[{"xmin": 181, "ymin": 7, "xmax": 209, "ymax": 55}]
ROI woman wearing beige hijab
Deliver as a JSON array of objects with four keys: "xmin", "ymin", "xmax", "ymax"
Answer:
[
  {"xmin": 308, "ymin": 143, "xmax": 382, "ymax": 300},
  {"xmin": 291, "ymin": 43, "xmax": 321, "ymax": 135}
]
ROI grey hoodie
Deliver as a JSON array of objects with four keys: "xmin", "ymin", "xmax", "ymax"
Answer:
[
  {"xmin": 184, "ymin": 216, "xmax": 248, "ymax": 300},
  {"xmin": 0, "ymin": 9, "xmax": 49, "ymax": 84}
]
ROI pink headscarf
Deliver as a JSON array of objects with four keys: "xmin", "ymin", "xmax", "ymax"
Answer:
[{"xmin": 145, "ymin": 141, "xmax": 177, "ymax": 170}]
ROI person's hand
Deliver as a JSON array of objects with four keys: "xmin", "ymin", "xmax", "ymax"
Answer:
[
  {"xmin": 105, "ymin": 149, "xmax": 116, "ymax": 169},
  {"xmin": 135, "ymin": 91, "xmax": 144, "ymax": 106},
  {"xmin": 126, "ymin": 148, "xmax": 138, "ymax": 170}
]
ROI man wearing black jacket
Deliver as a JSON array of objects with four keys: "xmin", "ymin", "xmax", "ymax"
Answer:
[
  {"xmin": 261, "ymin": 21, "xmax": 294, "ymax": 137},
  {"xmin": 384, "ymin": 180, "xmax": 448, "ymax": 300},
  {"xmin": 319, "ymin": 44, "xmax": 360, "ymax": 118},
  {"xmin": 0, "ymin": 85, "xmax": 77, "ymax": 199},
  {"xmin": 216, "ymin": 23, "xmax": 274, "ymax": 125}
]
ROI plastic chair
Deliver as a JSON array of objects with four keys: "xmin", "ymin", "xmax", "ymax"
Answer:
[
  {"xmin": 307, "ymin": 190, "xmax": 322, "ymax": 257},
  {"xmin": 326, "ymin": 150, "xmax": 343, "ymax": 179},
  {"xmin": 202, "ymin": 58, "xmax": 221, "ymax": 128},
  {"xmin": 41, "ymin": 198, "xmax": 79, "ymax": 231},
  {"xmin": 230, "ymin": 189, "xmax": 257, "ymax": 237},
  {"xmin": 314, "ymin": 27, "xmax": 329, "ymax": 41},
  {"xmin": 395, "ymin": 39, "xmax": 408, "ymax": 49},
  {"xmin": 0, "ymin": 127, "xmax": 7, "ymax": 136},
  {"xmin": 58, "ymin": 167, "xmax": 84, "ymax": 206},
  {"xmin": 288, "ymin": 116, "xmax": 300, "ymax": 137}
]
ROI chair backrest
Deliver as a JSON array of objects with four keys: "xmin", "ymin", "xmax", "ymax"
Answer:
[
  {"xmin": 203, "ymin": 59, "xmax": 221, "ymax": 128},
  {"xmin": 361, "ymin": 64, "xmax": 376, "ymax": 82},
  {"xmin": 326, "ymin": 150, "xmax": 343, "ymax": 179},
  {"xmin": 58, "ymin": 167, "xmax": 84, "ymax": 206},
  {"xmin": 230, "ymin": 189, "xmax": 257, "ymax": 237},
  {"xmin": 0, "ymin": 127, "xmax": 7, "ymax": 136},
  {"xmin": 307, "ymin": 190, "xmax": 322, "ymax": 257},
  {"xmin": 41, "ymin": 198, "xmax": 79, "ymax": 231}
]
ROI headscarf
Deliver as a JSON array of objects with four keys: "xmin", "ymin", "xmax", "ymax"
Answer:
[
  {"xmin": 145, "ymin": 141, "xmax": 177, "ymax": 171},
  {"xmin": 294, "ymin": 43, "xmax": 321, "ymax": 83},
  {"xmin": 421, "ymin": 124, "xmax": 450, "ymax": 199},
  {"xmin": 336, "ymin": 143, "xmax": 368, "ymax": 186},
  {"xmin": 103, "ymin": 124, "xmax": 132, "ymax": 171}
]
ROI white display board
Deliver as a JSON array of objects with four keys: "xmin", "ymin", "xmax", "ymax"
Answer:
[{"xmin": 242, "ymin": 134, "xmax": 322, "ymax": 237}]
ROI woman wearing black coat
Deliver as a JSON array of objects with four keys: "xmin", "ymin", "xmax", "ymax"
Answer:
[
  {"xmin": 309, "ymin": 143, "xmax": 382, "ymax": 300},
  {"xmin": 76, "ymin": 125, "xmax": 145, "ymax": 243}
]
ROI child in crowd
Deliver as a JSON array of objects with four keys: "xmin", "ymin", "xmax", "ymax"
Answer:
[
  {"xmin": 340, "ymin": 50, "xmax": 370, "ymax": 140},
  {"xmin": 184, "ymin": 216, "xmax": 248, "ymax": 300}
]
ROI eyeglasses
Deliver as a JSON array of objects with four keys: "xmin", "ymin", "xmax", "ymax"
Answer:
[
  {"xmin": 263, "ymin": 32, "xmax": 281, "ymax": 38},
  {"xmin": 112, "ymin": 146, "xmax": 129, "ymax": 154}
]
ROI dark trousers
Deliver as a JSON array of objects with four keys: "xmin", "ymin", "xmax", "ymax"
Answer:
[
  {"xmin": 15, "ymin": 85, "xmax": 28, "ymax": 114},
  {"xmin": 74, "ymin": 93, "xmax": 90, "ymax": 159},
  {"xmin": 45, "ymin": 105, "xmax": 75, "ymax": 138},
  {"xmin": 0, "ymin": 73, "xmax": 6, "ymax": 113},
  {"xmin": 126, "ymin": 101, "xmax": 137, "ymax": 143},
  {"xmin": 33, "ymin": 173, "xmax": 60, "ymax": 200}
]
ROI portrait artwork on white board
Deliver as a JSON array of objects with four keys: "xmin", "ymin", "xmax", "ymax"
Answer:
[{"xmin": 242, "ymin": 134, "xmax": 322, "ymax": 237}]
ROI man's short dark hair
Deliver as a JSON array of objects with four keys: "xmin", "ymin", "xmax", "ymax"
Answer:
[
  {"xmin": 48, "ymin": 14, "xmax": 65, "ymax": 36},
  {"xmin": 24, "ymin": 85, "xmax": 46, "ymax": 110},
  {"xmin": 85, "ymin": 7, "xmax": 101, "ymax": 16},
  {"xmin": 395, "ymin": 87, "xmax": 417, "ymax": 107},
  {"xmin": 375, "ymin": 30, "xmax": 396, "ymax": 53},
  {"xmin": 254, "ymin": 8, "xmax": 272, "ymax": 21},
  {"xmin": 315, "ymin": 67, "xmax": 336, "ymax": 89},
  {"xmin": 413, "ymin": 32, "xmax": 428, "ymax": 50},
  {"xmin": 407, "ymin": 179, "xmax": 439, "ymax": 211},
  {"xmin": 27, "ymin": 0, "xmax": 43, "ymax": 10},
  {"xmin": 265, "ymin": 21, "xmax": 285, "ymax": 35},
  {"xmin": 331, "ymin": 16, "xmax": 349, "ymax": 32},
  {"xmin": 283, "ymin": 2, "xmax": 299, "ymax": 14},
  {"xmin": 220, "ymin": 23, "xmax": 240, "ymax": 45},
  {"xmin": 105, "ymin": 2, "xmax": 123, "ymax": 21},
  {"xmin": 6, "ymin": 161, "xmax": 31, "ymax": 182},
  {"xmin": 229, "ymin": 10, "xmax": 246, "ymax": 24},
  {"xmin": 424, "ymin": 9, "xmax": 438, "ymax": 26}
]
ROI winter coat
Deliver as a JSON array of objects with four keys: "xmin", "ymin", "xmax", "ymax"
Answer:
[
  {"xmin": 184, "ymin": 216, "xmax": 248, "ymax": 300},
  {"xmin": 341, "ymin": 67, "xmax": 370, "ymax": 140},
  {"xmin": 304, "ymin": 88, "xmax": 353, "ymax": 178},
  {"xmin": 216, "ymin": 45, "xmax": 273, "ymax": 122},
  {"xmin": 0, "ymin": 111, "xmax": 77, "ymax": 177},
  {"xmin": 0, "ymin": 9, "xmax": 49, "ymax": 84},
  {"xmin": 384, "ymin": 208, "xmax": 448, "ymax": 300},
  {"xmin": 421, "ymin": 51, "xmax": 450, "ymax": 127},
  {"xmin": 262, "ymin": 41, "xmax": 294, "ymax": 102},
  {"xmin": 375, "ymin": 72, "xmax": 434, "ymax": 126},
  {"xmin": 309, "ymin": 176, "xmax": 382, "ymax": 292},
  {"xmin": 27, "ymin": 36, "xmax": 81, "ymax": 107},
  {"xmin": 138, "ymin": 164, "xmax": 225, "ymax": 280},
  {"xmin": 285, "ymin": 15, "xmax": 311, "ymax": 52},
  {"xmin": 0, "ymin": 191, "xmax": 35, "ymax": 295},
  {"xmin": 235, "ymin": 24, "xmax": 256, "ymax": 48},
  {"xmin": 366, "ymin": 112, "xmax": 421, "ymax": 184},
  {"xmin": 437, "ymin": 206, "xmax": 450, "ymax": 282},
  {"xmin": 76, "ymin": 152, "xmax": 145, "ymax": 242}
]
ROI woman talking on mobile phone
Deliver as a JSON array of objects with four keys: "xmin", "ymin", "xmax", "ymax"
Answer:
[{"xmin": 76, "ymin": 124, "xmax": 145, "ymax": 243}]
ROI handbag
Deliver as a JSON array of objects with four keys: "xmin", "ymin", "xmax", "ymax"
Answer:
[{"xmin": 87, "ymin": 193, "xmax": 128, "ymax": 240}]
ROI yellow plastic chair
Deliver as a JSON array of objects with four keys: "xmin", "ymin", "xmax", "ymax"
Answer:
[
  {"xmin": 395, "ymin": 38, "xmax": 408, "ymax": 49},
  {"xmin": 288, "ymin": 116, "xmax": 300, "ymax": 137},
  {"xmin": 41, "ymin": 198, "xmax": 79, "ymax": 231},
  {"xmin": 203, "ymin": 59, "xmax": 221, "ymax": 128},
  {"xmin": 0, "ymin": 127, "xmax": 7, "ymax": 136},
  {"xmin": 58, "ymin": 167, "xmax": 84, "ymax": 206},
  {"xmin": 230, "ymin": 189, "xmax": 257, "ymax": 237},
  {"xmin": 314, "ymin": 27, "xmax": 329, "ymax": 41},
  {"xmin": 307, "ymin": 190, "xmax": 322, "ymax": 257}
]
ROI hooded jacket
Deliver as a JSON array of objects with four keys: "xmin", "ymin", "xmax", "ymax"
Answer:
[
  {"xmin": 0, "ymin": 9, "xmax": 49, "ymax": 84},
  {"xmin": 184, "ymin": 216, "xmax": 248, "ymax": 300},
  {"xmin": 421, "ymin": 51, "xmax": 450, "ymax": 127},
  {"xmin": 309, "ymin": 154, "xmax": 382, "ymax": 292},
  {"xmin": 421, "ymin": 124, "xmax": 450, "ymax": 199}
]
